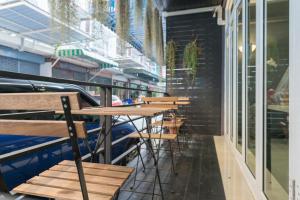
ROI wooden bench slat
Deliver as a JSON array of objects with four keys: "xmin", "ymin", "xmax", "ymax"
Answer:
[
  {"xmin": 152, "ymin": 120, "xmax": 183, "ymax": 128},
  {"xmin": 176, "ymin": 101, "xmax": 190, "ymax": 105},
  {"xmin": 13, "ymin": 183, "xmax": 111, "ymax": 200},
  {"xmin": 0, "ymin": 92, "xmax": 81, "ymax": 111},
  {"xmin": 128, "ymin": 133, "xmax": 177, "ymax": 140},
  {"xmin": 50, "ymin": 165, "xmax": 130, "ymax": 179},
  {"xmin": 28, "ymin": 176, "xmax": 118, "ymax": 196},
  {"xmin": 40, "ymin": 170, "xmax": 125, "ymax": 186},
  {"xmin": 143, "ymin": 101, "xmax": 190, "ymax": 105},
  {"xmin": 178, "ymin": 97, "xmax": 190, "ymax": 101},
  {"xmin": 60, "ymin": 160, "xmax": 134, "ymax": 173},
  {"xmin": 56, "ymin": 107, "xmax": 169, "ymax": 116},
  {"xmin": 0, "ymin": 120, "xmax": 86, "ymax": 138}
]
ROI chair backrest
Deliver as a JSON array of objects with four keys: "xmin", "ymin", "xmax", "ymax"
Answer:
[
  {"xmin": 0, "ymin": 119, "xmax": 87, "ymax": 138},
  {"xmin": 0, "ymin": 92, "xmax": 81, "ymax": 111},
  {"xmin": 0, "ymin": 92, "xmax": 87, "ymax": 138}
]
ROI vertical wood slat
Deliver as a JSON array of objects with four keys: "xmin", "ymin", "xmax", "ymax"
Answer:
[
  {"xmin": 0, "ymin": 120, "xmax": 87, "ymax": 138},
  {"xmin": 0, "ymin": 92, "xmax": 81, "ymax": 111}
]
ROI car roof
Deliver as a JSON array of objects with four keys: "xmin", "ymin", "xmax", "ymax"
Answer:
[{"xmin": 0, "ymin": 78, "xmax": 99, "ymax": 106}]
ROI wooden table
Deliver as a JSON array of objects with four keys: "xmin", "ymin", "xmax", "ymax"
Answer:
[
  {"xmin": 56, "ymin": 106, "xmax": 169, "ymax": 116},
  {"xmin": 58, "ymin": 106, "xmax": 172, "ymax": 200}
]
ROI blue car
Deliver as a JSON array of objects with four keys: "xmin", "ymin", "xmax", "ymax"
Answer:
[{"xmin": 0, "ymin": 78, "xmax": 137, "ymax": 191}]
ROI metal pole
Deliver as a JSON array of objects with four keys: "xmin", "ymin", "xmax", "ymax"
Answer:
[
  {"xmin": 96, "ymin": 87, "xmax": 106, "ymax": 163},
  {"xmin": 61, "ymin": 96, "xmax": 89, "ymax": 200},
  {"xmin": 105, "ymin": 87, "xmax": 112, "ymax": 164}
]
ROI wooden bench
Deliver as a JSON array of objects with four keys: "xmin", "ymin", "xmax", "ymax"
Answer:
[
  {"xmin": 152, "ymin": 120, "xmax": 183, "ymax": 128},
  {"xmin": 0, "ymin": 92, "xmax": 134, "ymax": 200},
  {"xmin": 128, "ymin": 133, "xmax": 177, "ymax": 140}
]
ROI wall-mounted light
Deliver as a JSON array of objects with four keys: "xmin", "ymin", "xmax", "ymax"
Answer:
[
  {"xmin": 239, "ymin": 44, "xmax": 256, "ymax": 53},
  {"xmin": 238, "ymin": 46, "xmax": 243, "ymax": 52},
  {"xmin": 251, "ymin": 44, "xmax": 256, "ymax": 52}
]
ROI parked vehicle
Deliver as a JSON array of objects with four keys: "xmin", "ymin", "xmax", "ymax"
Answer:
[
  {"xmin": 0, "ymin": 78, "xmax": 138, "ymax": 191},
  {"xmin": 112, "ymin": 95, "xmax": 123, "ymax": 106}
]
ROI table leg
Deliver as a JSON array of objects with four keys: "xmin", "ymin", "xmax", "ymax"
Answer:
[{"xmin": 127, "ymin": 116, "xmax": 164, "ymax": 200}]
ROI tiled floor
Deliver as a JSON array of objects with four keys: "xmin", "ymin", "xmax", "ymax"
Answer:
[{"xmin": 118, "ymin": 135, "xmax": 255, "ymax": 200}]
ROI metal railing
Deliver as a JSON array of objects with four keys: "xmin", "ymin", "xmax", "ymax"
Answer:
[{"xmin": 0, "ymin": 70, "xmax": 166, "ymax": 192}]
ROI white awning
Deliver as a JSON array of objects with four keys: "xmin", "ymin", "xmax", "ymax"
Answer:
[{"xmin": 0, "ymin": 0, "xmax": 91, "ymax": 45}]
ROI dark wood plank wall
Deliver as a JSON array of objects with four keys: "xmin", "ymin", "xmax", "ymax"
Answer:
[{"xmin": 166, "ymin": 12, "xmax": 222, "ymax": 135}]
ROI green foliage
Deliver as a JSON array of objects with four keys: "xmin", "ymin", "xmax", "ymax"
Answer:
[
  {"xmin": 116, "ymin": 0, "xmax": 130, "ymax": 54},
  {"xmin": 92, "ymin": 0, "xmax": 108, "ymax": 25},
  {"xmin": 157, "ymin": 15, "xmax": 164, "ymax": 66},
  {"xmin": 183, "ymin": 39, "xmax": 201, "ymax": 81},
  {"xmin": 166, "ymin": 40, "xmax": 176, "ymax": 77},
  {"xmin": 134, "ymin": 0, "xmax": 144, "ymax": 28},
  {"xmin": 144, "ymin": 0, "xmax": 153, "ymax": 57},
  {"xmin": 152, "ymin": 8, "xmax": 159, "ymax": 53},
  {"xmin": 49, "ymin": 0, "xmax": 78, "ymax": 42}
]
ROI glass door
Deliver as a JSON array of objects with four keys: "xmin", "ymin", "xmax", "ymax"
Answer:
[
  {"xmin": 245, "ymin": 0, "xmax": 256, "ymax": 176},
  {"xmin": 236, "ymin": 3, "xmax": 243, "ymax": 153},
  {"xmin": 263, "ymin": 0, "xmax": 289, "ymax": 199}
]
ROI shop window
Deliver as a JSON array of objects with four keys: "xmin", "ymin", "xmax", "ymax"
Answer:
[
  {"xmin": 236, "ymin": 4, "xmax": 243, "ymax": 153},
  {"xmin": 264, "ymin": 0, "xmax": 289, "ymax": 199}
]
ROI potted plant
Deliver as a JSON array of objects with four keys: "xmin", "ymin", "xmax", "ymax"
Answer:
[
  {"xmin": 49, "ymin": 0, "xmax": 78, "ymax": 41},
  {"xmin": 166, "ymin": 40, "xmax": 176, "ymax": 94},
  {"xmin": 116, "ymin": 0, "xmax": 130, "ymax": 54},
  {"xmin": 183, "ymin": 39, "xmax": 201, "ymax": 89}
]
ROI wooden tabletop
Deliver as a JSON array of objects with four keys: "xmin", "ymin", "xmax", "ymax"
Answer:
[
  {"xmin": 56, "ymin": 107, "xmax": 170, "ymax": 116},
  {"xmin": 140, "ymin": 104, "xmax": 178, "ymax": 109},
  {"xmin": 142, "ymin": 97, "xmax": 179, "ymax": 102}
]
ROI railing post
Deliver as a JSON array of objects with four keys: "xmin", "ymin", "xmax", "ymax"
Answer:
[
  {"xmin": 105, "ymin": 87, "xmax": 112, "ymax": 164},
  {"xmin": 147, "ymin": 90, "xmax": 152, "ymax": 98},
  {"xmin": 100, "ymin": 86, "xmax": 107, "ymax": 124},
  {"xmin": 0, "ymin": 169, "xmax": 8, "ymax": 192}
]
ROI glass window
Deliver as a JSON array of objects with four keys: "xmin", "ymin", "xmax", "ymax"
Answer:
[
  {"xmin": 230, "ymin": 19, "xmax": 234, "ymax": 142},
  {"xmin": 246, "ymin": 0, "xmax": 256, "ymax": 175},
  {"xmin": 264, "ymin": 0, "xmax": 289, "ymax": 199},
  {"xmin": 236, "ymin": 4, "xmax": 243, "ymax": 152}
]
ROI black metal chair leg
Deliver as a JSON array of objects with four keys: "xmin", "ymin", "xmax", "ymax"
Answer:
[
  {"xmin": 152, "ymin": 167, "xmax": 158, "ymax": 200},
  {"xmin": 176, "ymin": 135, "xmax": 181, "ymax": 154},
  {"xmin": 130, "ymin": 147, "xmax": 141, "ymax": 190},
  {"xmin": 137, "ymin": 144, "xmax": 146, "ymax": 172},
  {"xmin": 168, "ymin": 140, "xmax": 177, "ymax": 175}
]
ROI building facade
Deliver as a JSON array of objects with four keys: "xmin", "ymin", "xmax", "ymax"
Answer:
[{"xmin": 223, "ymin": 0, "xmax": 300, "ymax": 199}]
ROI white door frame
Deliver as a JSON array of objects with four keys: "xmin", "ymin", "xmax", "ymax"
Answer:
[{"xmin": 289, "ymin": 0, "xmax": 300, "ymax": 199}]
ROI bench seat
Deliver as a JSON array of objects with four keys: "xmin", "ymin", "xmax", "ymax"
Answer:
[
  {"xmin": 13, "ymin": 160, "xmax": 134, "ymax": 200},
  {"xmin": 128, "ymin": 133, "xmax": 177, "ymax": 140}
]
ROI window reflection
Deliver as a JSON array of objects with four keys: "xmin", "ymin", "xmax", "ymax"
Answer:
[
  {"xmin": 246, "ymin": 0, "xmax": 256, "ymax": 175},
  {"xmin": 264, "ymin": 0, "xmax": 289, "ymax": 199},
  {"xmin": 236, "ymin": 4, "xmax": 243, "ymax": 153}
]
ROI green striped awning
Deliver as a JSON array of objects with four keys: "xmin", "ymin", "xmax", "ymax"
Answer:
[
  {"xmin": 57, "ymin": 49, "xmax": 84, "ymax": 57},
  {"xmin": 56, "ymin": 48, "xmax": 118, "ymax": 69}
]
